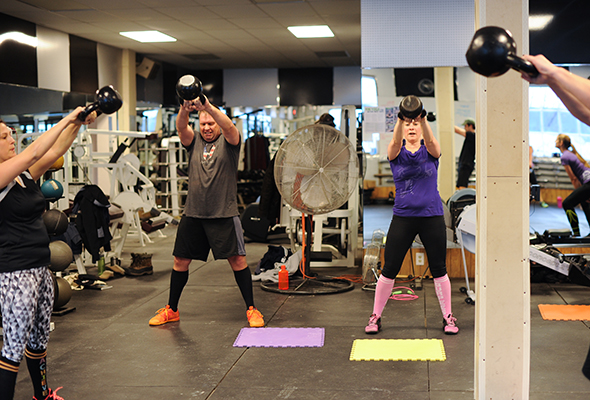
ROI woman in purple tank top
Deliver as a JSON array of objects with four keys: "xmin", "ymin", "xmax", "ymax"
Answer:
[
  {"xmin": 364, "ymin": 97, "xmax": 458, "ymax": 336},
  {"xmin": 556, "ymin": 133, "xmax": 590, "ymax": 236}
]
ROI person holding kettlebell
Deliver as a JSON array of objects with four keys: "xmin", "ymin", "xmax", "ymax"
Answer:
[
  {"xmin": 364, "ymin": 95, "xmax": 458, "ymax": 335},
  {"xmin": 149, "ymin": 83, "xmax": 264, "ymax": 328},
  {"xmin": 0, "ymin": 109, "xmax": 96, "ymax": 400},
  {"xmin": 521, "ymin": 54, "xmax": 590, "ymax": 380}
]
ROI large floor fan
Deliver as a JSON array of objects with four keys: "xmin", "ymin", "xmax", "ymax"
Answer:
[{"xmin": 261, "ymin": 123, "xmax": 359, "ymax": 294}]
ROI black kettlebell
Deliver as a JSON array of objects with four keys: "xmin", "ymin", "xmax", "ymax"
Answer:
[
  {"xmin": 176, "ymin": 75, "xmax": 206, "ymax": 105},
  {"xmin": 399, "ymin": 95, "xmax": 426, "ymax": 120},
  {"xmin": 466, "ymin": 26, "xmax": 538, "ymax": 78},
  {"xmin": 78, "ymin": 85, "xmax": 123, "ymax": 121}
]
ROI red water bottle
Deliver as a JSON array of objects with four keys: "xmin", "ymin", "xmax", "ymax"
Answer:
[{"xmin": 278, "ymin": 265, "xmax": 289, "ymax": 290}]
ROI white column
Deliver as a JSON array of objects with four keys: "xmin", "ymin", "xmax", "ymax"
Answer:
[
  {"xmin": 434, "ymin": 67, "xmax": 456, "ymax": 201},
  {"xmin": 474, "ymin": 0, "xmax": 531, "ymax": 399}
]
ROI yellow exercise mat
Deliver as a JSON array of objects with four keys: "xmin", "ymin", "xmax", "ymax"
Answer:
[
  {"xmin": 538, "ymin": 304, "xmax": 590, "ymax": 321},
  {"xmin": 350, "ymin": 338, "xmax": 446, "ymax": 361}
]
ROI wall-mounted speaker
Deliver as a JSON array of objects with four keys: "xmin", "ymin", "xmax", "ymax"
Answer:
[
  {"xmin": 394, "ymin": 68, "xmax": 435, "ymax": 97},
  {"xmin": 137, "ymin": 57, "xmax": 160, "ymax": 80}
]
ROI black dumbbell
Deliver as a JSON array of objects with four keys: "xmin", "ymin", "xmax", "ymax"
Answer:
[
  {"xmin": 176, "ymin": 75, "xmax": 206, "ymax": 105},
  {"xmin": 399, "ymin": 95, "xmax": 426, "ymax": 120},
  {"xmin": 78, "ymin": 85, "xmax": 123, "ymax": 121},
  {"xmin": 466, "ymin": 26, "xmax": 538, "ymax": 78}
]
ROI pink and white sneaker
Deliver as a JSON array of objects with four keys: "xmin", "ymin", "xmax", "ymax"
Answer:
[
  {"xmin": 365, "ymin": 313, "xmax": 382, "ymax": 334},
  {"xmin": 443, "ymin": 313, "xmax": 459, "ymax": 335}
]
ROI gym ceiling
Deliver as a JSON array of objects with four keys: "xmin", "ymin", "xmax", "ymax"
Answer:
[{"xmin": 0, "ymin": 1, "xmax": 587, "ymax": 69}]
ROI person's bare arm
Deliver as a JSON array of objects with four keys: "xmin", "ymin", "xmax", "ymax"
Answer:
[
  {"xmin": 29, "ymin": 112, "xmax": 96, "ymax": 180},
  {"xmin": 523, "ymin": 55, "xmax": 590, "ymax": 125},
  {"xmin": 420, "ymin": 116, "xmax": 441, "ymax": 158},
  {"xmin": 0, "ymin": 107, "xmax": 86, "ymax": 188},
  {"xmin": 564, "ymin": 165, "xmax": 581, "ymax": 189},
  {"xmin": 176, "ymin": 101, "xmax": 196, "ymax": 147},
  {"xmin": 387, "ymin": 118, "xmax": 404, "ymax": 160},
  {"xmin": 192, "ymin": 95, "xmax": 240, "ymax": 145}
]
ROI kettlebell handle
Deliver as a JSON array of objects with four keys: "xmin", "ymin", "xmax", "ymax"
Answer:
[{"xmin": 506, "ymin": 54, "xmax": 539, "ymax": 77}]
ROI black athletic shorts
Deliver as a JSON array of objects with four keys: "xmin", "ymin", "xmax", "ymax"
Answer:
[{"xmin": 173, "ymin": 216, "xmax": 246, "ymax": 261}]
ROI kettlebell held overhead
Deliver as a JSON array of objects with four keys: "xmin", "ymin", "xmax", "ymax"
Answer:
[
  {"xmin": 77, "ymin": 85, "xmax": 123, "ymax": 121},
  {"xmin": 398, "ymin": 95, "xmax": 426, "ymax": 120},
  {"xmin": 466, "ymin": 26, "xmax": 538, "ymax": 78},
  {"xmin": 176, "ymin": 75, "xmax": 206, "ymax": 105}
]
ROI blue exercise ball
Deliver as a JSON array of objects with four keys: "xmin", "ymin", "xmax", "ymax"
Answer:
[{"xmin": 41, "ymin": 179, "xmax": 64, "ymax": 201}]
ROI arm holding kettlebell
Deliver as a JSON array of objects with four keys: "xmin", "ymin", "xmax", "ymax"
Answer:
[
  {"xmin": 387, "ymin": 117, "xmax": 405, "ymax": 160},
  {"xmin": 522, "ymin": 55, "xmax": 590, "ymax": 125},
  {"xmin": 192, "ymin": 94, "xmax": 241, "ymax": 146},
  {"xmin": 29, "ymin": 110, "xmax": 97, "ymax": 180},
  {"xmin": 176, "ymin": 101, "xmax": 197, "ymax": 147},
  {"xmin": 418, "ymin": 116, "xmax": 441, "ymax": 158}
]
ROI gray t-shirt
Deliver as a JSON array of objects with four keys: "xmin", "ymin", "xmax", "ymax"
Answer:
[{"xmin": 183, "ymin": 132, "xmax": 241, "ymax": 218}]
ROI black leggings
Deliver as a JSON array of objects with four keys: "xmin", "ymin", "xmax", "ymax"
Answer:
[
  {"xmin": 382, "ymin": 215, "xmax": 447, "ymax": 279},
  {"xmin": 562, "ymin": 182, "xmax": 590, "ymax": 235}
]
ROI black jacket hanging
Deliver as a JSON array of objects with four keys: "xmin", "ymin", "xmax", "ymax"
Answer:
[{"xmin": 72, "ymin": 185, "xmax": 112, "ymax": 262}]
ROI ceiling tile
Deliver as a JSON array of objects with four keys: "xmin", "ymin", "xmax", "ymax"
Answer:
[{"xmin": 153, "ymin": 6, "xmax": 218, "ymax": 20}]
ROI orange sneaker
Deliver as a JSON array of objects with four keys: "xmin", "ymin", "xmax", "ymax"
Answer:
[
  {"xmin": 149, "ymin": 305, "xmax": 180, "ymax": 326},
  {"xmin": 247, "ymin": 306, "xmax": 264, "ymax": 327}
]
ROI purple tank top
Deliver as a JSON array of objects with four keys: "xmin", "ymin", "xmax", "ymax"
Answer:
[{"xmin": 389, "ymin": 145, "xmax": 443, "ymax": 217}]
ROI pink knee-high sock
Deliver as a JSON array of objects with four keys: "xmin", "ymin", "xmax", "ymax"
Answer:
[
  {"xmin": 434, "ymin": 274, "xmax": 452, "ymax": 318},
  {"xmin": 372, "ymin": 275, "xmax": 395, "ymax": 317}
]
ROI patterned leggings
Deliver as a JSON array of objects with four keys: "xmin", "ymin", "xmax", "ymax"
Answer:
[{"xmin": 0, "ymin": 267, "xmax": 54, "ymax": 363}]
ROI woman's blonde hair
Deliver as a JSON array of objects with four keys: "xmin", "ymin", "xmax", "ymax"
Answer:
[{"xmin": 558, "ymin": 133, "xmax": 590, "ymax": 168}]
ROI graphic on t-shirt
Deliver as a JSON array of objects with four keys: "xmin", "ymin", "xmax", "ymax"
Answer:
[{"xmin": 203, "ymin": 144, "xmax": 216, "ymax": 163}]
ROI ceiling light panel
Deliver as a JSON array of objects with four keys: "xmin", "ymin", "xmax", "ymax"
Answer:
[
  {"xmin": 288, "ymin": 25, "xmax": 334, "ymax": 38},
  {"xmin": 119, "ymin": 31, "xmax": 177, "ymax": 43}
]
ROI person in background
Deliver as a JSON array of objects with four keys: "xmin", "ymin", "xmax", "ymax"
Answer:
[
  {"xmin": 0, "ymin": 108, "xmax": 95, "ymax": 400},
  {"xmin": 554, "ymin": 134, "xmax": 590, "ymax": 236},
  {"xmin": 522, "ymin": 53, "xmax": 590, "ymax": 380},
  {"xmin": 315, "ymin": 113, "xmax": 336, "ymax": 128},
  {"xmin": 454, "ymin": 119, "xmax": 476, "ymax": 190},
  {"xmin": 364, "ymin": 102, "xmax": 458, "ymax": 336},
  {"xmin": 149, "ymin": 94, "xmax": 264, "ymax": 328}
]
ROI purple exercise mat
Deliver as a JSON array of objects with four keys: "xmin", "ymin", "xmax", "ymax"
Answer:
[{"xmin": 233, "ymin": 327, "xmax": 325, "ymax": 348}]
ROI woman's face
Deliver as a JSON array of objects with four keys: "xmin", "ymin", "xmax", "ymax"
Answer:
[
  {"xmin": 403, "ymin": 119, "xmax": 422, "ymax": 143},
  {"xmin": 0, "ymin": 123, "xmax": 16, "ymax": 162},
  {"xmin": 555, "ymin": 137, "xmax": 563, "ymax": 149}
]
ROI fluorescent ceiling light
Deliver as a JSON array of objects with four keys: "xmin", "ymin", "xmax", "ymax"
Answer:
[
  {"xmin": 0, "ymin": 32, "xmax": 37, "ymax": 47},
  {"xmin": 288, "ymin": 25, "xmax": 334, "ymax": 38},
  {"xmin": 119, "ymin": 31, "xmax": 177, "ymax": 43},
  {"xmin": 529, "ymin": 15, "xmax": 553, "ymax": 31}
]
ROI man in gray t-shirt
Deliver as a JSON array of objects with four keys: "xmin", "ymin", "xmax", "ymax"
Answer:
[{"xmin": 148, "ymin": 95, "xmax": 264, "ymax": 328}]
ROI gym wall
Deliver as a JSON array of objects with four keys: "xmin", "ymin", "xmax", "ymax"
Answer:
[{"xmin": 0, "ymin": 13, "xmax": 37, "ymax": 87}]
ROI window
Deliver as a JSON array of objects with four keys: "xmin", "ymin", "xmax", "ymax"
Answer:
[
  {"xmin": 361, "ymin": 76, "xmax": 378, "ymax": 108},
  {"xmin": 361, "ymin": 75, "xmax": 378, "ymax": 153},
  {"xmin": 529, "ymin": 85, "xmax": 590, "ymax": 157}
]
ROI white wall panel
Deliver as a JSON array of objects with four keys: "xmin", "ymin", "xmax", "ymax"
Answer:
[
  {"xmin": 36, "ymin": 26, "xmax": 70, "ymax": 92},
  {"xmin": 361, "ymin": 0, "xmax": 475, "ymax": 68},
  {"xmin": 97, "ymin": 43, "xmax": 123, "ymax": 90},
  {"xmin": 334, "ymin": 66, "xmax": 361, "ymax": 105}
]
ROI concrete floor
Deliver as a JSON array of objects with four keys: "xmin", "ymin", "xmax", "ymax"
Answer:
[{"xmin": 8, "ymin": 204, "xmax": 590, "ymax": 399}]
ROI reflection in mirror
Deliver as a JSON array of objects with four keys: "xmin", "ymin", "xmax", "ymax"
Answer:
[{"xmin": 360, "ymin": 67, "xmax": 478, "ymax": 245}]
